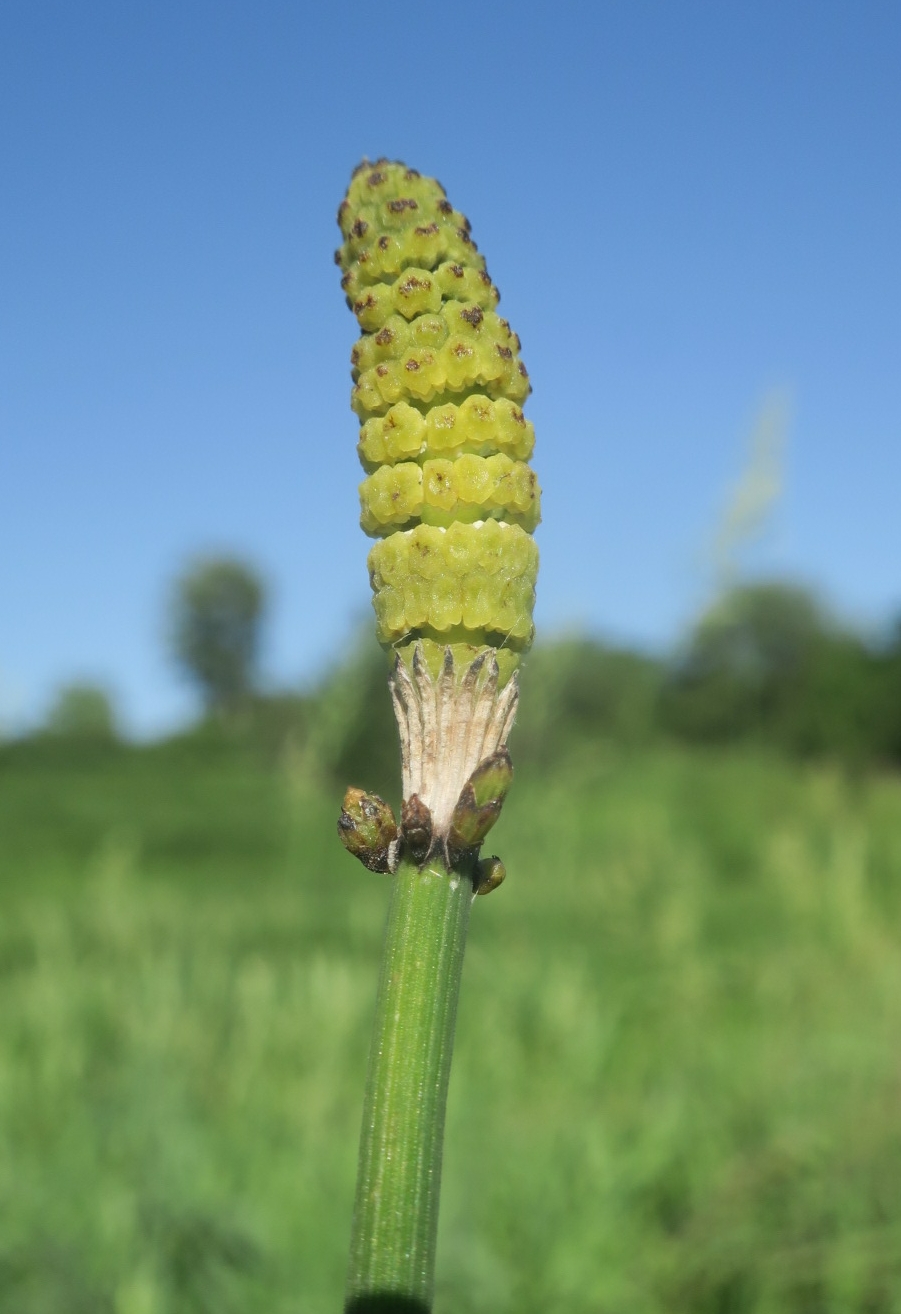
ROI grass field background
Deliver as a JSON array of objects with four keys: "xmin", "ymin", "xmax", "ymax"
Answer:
[{"xmin": 2, "ymin": 730, "xmax": 901, "ymax": 1312}]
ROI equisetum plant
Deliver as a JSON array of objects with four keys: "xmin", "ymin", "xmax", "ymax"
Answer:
[{"xmin": 335, "ymin": 159, "xmax": 539, "ymax": 1313}]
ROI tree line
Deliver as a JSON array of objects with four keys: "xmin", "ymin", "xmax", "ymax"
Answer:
[{"xmin": 40, "ymin": 558, "xmax": 901, "ymax": 779}]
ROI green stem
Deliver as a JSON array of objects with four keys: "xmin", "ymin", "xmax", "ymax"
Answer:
[{"xmin": 345, "ymin": 854, "xmax": 474, "ymax": 1313}]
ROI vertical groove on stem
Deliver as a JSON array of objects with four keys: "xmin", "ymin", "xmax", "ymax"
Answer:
[{"xmin": 345, "ymin": 856, "xmax": 473, "ymax": 1312}]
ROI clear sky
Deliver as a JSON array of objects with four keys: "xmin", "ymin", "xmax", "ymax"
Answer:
[{"xmin": 2, "ymin": 1, "xmax": 899, "ymax": 736}]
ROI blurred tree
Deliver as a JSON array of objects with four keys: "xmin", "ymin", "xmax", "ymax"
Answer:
[
  {"xmin": 515, "ymin": 637, "xmax": 663, "ymax": 763},
  {"xmin": 45, "ymin": 683, "xmax": 117, "ymax": 739},
  {"xmin": 873, "ymin": 617, "xmax": 901, "ymax": 764},
  {"xmin": 661, "ymin": 582, "xmax": 883, "ymax": 760},
  {"xmin": 662, "ymin": 583, "xmax": 827, "ymax": 743},
  {"xmin": 170, "ymin": 558, "xmax": 266, "ymax": 717},
  {"xmin": 301, "ymin": 633, "xmax": 399, "ymax": 799}
]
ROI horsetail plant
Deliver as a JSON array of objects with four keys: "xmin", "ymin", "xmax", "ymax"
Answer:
[{"xmin": 335, "ymin": 160, "xmax": 539, "ymax": 1313}]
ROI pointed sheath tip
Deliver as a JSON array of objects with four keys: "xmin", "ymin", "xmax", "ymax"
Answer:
[{"xmin": 469, "ymin": 650, "xmax": 487, "ymax": 679}]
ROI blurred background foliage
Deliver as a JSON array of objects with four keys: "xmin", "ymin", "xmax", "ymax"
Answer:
[
  {"xmin": 43, "ymin": 682, "xmax": 120, "ymax": 742},
  {"xmin": 36, "ymin": 560, "xmax": 901, "ymax": 782},
  {"xmin": 3, "ymin": 569, "xmax": 901, "ymax": 1312}
]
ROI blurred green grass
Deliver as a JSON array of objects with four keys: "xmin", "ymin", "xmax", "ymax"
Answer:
[{"xmin": 1, "ymin": 735, "xmax": 901, "ymax": 1312}]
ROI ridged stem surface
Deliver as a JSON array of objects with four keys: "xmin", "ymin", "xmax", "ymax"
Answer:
[{"xmin": 345, "ymin": 856, "xmax": 473, "ymax": 1313}]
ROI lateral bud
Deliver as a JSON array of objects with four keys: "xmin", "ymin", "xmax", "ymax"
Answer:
[
  {"xmin": 446, "ymin": 747, "xmax": 514, "ymax": 864},
  {"xmin": 337, "ymin": 787, "xmax": 401, "ymax": 873},
  {"xmin": 474, "ymin": 855, "xmax": 506, "ymax": 897},
  {"xmin": 401, "ymin": 793, "xmax": 433, "ymax": 867}
]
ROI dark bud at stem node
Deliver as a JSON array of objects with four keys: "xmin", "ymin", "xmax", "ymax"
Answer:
[
  {"xmin": 401, "ymin": 794, "xmax": 434, "ymax": 866},
  {"xmin": 446, "ymin": 748, "xmax": 513, "ymax": 867},
  {"xmin": 474, "ymin": 855, "xmax": 506, "ymax": 897},
  {"xmin": 338, "ymin": 787, "xmax": 401, "ymax": 873}
]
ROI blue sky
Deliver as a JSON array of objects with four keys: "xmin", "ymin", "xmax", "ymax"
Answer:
[{"xmin": 2, "ymin": 1, "xmax": 899, "ymax": 735}]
